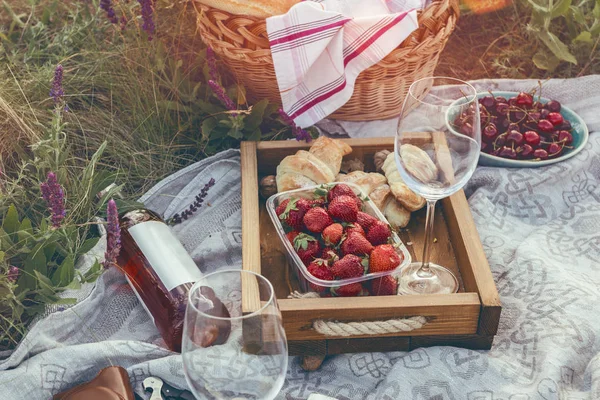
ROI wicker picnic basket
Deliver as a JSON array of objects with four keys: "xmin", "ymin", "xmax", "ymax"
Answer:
[{"xmin": 194, "ymin": 0, "xmax": 459, "ymax": 121}]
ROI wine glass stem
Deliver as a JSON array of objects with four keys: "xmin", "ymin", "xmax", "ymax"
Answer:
[{"xmin": 417, "ymin": 199, "xmax": 437, "ymax": 278}]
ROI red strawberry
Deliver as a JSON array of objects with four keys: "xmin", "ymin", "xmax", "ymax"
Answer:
[
  {"xmin": 327, "ymin": 184, "xmax": 361, "ymax": 207},
  {"xmin": 286, "ymin": 231, "xmax": 300, "ymax": 244},
  {"xmin": 345, "ymin": 223, "xmax": 365, "ymax": 237},
  {"xmin": 293, "ymin": 233, "xmax": 321, "ymax": 265},
  {"xmin": 331, "ymin": 254, "xmax": 364, "ymax": 279},
  {"xmin": 327, "ymin": 184, "xmax": 356, "ymax": 201},
  {"xmin": 356, "ymin": 211, "xmax": 378, "ymax": 231},
  {"xmin": 278, "ymin": 198, "xmax": 311, "ymax": 230},
  {"xmin": 332, "ymin": 282, "xmax": 363, "ymax": 297},
  {"xmin": 328, "ymin": 195, "xmax": 359, "ymax": 222},
  {"xmin": 303, "ymin": 207, "xmax": 333, "ymax": 233},
  {"xmin": 321, "ymin": 247, "xmax": 340, "ymax": 264},
  {"xmin": 369, "ymin": 275, "xmax": 398, "ymax": 296},
  {"xmin": 366, "ymin": 221, "xmax": 392, "ymax": 246},
  {"xmin": 309, "ymin": 198, "xmax": 326, "ymax": 208},
  {"xmin": 369, "ymin": 244, "xmax": 402, "ymax": 273},
  {"xmin": 307, "ymin": 259, "xmax": 334, "ymax": 293},
  {"xmin": 341, "ymin": 232, "xmax": 373, "ymax": 256},
  {"xmin": 322, "ymin": 223, "xmax": 343, "ymax": 246}
]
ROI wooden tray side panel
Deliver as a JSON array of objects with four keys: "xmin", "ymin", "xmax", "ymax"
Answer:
[
  {"xmin": 278, "ymin": 294, "xmax": 480, "ymax": 341},
  {"xmin": 443, "ymin": 192, "xmax": 502, "ymax": 336},
  {"xmin": 241, "ymin": 142, "xmax": 262, "ymax": 314}
]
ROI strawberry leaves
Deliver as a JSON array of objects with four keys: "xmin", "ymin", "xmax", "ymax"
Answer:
[{"xmin": 293, "ymin": 233, "xmax": 316, "ymax": 251}]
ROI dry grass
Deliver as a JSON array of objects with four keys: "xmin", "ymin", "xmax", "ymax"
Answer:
[{"xmin": 436, "ymin": 3, "xmax": 600, "ymax": 80}]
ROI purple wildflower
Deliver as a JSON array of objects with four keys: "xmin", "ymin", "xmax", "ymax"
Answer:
[
  {"xmin": 206, "ymin": 47, "xmax": 219, "ymax": 82},
  {"xmin": 7, "ymin": 266, "xmax": 19, "ymax": 283},
  {"xmin": 278, "ymin": 108, "xmax": 312, "ymax": 142},
  {"xmin": 41, "ymin": 172, "xmax": 66, "ymax": 228},
  {"xmin": 103, "ymin": 199, "xmax": 121, "ymax": 269},
  {"xmin": 208, "ymin": 80, "xmax": 237, "ymax": 111},
  {"xmin": 49, "ymin": 65, "xmax": 64, "ymax": 106},
  {"xmin": 100, "ymin": 0, "xmax": 118, "ymax": 24},
  {"xmin": 138, "ymin": 0, "xmax": 155, "ymax": 41}
]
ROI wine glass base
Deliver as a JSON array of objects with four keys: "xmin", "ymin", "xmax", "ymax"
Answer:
[{"xmin": 397, "ymin": 262, "xmax": 459, "ymax": 295}]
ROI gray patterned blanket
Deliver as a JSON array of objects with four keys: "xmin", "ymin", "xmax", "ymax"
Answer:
[{"xmin": 1, "ymin": 77, "xmax": 599, "ymax": 399}]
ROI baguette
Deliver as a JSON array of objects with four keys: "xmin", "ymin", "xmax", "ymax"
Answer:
[{"xmin": 198, "ymin": 0, "xmax": 300, "ymax": 18}]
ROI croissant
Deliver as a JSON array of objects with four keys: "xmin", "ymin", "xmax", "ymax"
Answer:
[
  {"xmin": 381, "ymin": 152, "xmax": 426, "ymax": 212},
  {"xmin": 276, "ymin": 137, "xmax": 352, "ymax": 192},
  {"xmin": 309, "ymin": 137, "xmax": 352, "ymax": 177},
  {"xmin": 336, "ymin": 171, "xmax": 411, "ymax": 229}
]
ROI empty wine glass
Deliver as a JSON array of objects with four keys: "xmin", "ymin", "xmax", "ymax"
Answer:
[
  {"xmin": 395, "ymin": 77, "xmax": 481, "ymax": 295},
  {"xmin": 182, "ymin": 269, "xmax": 288, "ymax": 399}
]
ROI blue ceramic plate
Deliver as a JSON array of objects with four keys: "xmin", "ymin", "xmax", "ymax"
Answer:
[{"xmin": 473, "ymin": 91, "xmax": 589, "ymax": 168}]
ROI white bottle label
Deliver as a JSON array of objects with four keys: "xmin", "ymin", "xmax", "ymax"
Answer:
[{"xmin": 128, "ymin": 221, "xmax": 203, "ymax": 291}]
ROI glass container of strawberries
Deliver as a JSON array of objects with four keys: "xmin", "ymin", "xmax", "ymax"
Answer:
[{"xmin": 266, "ymin": 182, "xmax": 411, "ymax": 297}]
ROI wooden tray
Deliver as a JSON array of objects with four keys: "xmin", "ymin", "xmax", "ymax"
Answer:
[{"xmin": 240, "ymin": 137, "xmax": 501, "ymax": 366}]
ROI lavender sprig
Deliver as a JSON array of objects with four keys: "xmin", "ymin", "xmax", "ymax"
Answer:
[
  {"xmin": 100, "ymin": 0, "xmax": 118, "ymax": 24},
  {"xmin": 208, "ymin": 80, "xmax": 237, "ymax": 112},
  {"xmin": 103, "ymin": 199, "xmax": 121, "ymax": 269},
  {"xmin": 169, "ymin": 178, "xmax": 215, "ymax": 225},
  {"xmin": 138, "ymin": 0, "xmax": 155, "ymax": 41},
  {"xmin": 49, "ymin": 65, "xmax": 64, "ymax": 106},
  {"xmin": 206, "ymin": 47, "xmax": 219, "ymax": 82},
  {"xmin": 40, "ymin": 172, "xmax": 66, "ymax": 228},
  {"xmin": 7, "ymin": 266, "xmax": 19, "ymax": 283},
  {"xmin": 279, "ymin": 108, "xmax": 312, "ymax": 142}
]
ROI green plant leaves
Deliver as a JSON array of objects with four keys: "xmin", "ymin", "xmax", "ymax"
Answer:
[
  {"xmin": 527, "ymin": 0, "xmax": 551, "ymax": 13},
  {"xmin": 551, "ymin": 0, "xmax": 572, "ymax": 17},
  {"xmin": 574, "ymin": 31, "xmax": 593, "ymax": 43},
  {"xmin": 570, "ymin": 6, "xmax": 586, "ymax": 24},
  {"xmin": 78, "ymin": 237, "xmax": 100, "ymax": 255},
  {"xmin": 3, "ymin": 205, "xmax": 20, "ymax": 237},
  {"xmin": 537, "ymin": 30, "xmax": 578, "ymax": 64},
  {"xmin": 56, "ymin": 255, "xmax": 75, "ymax": 287},
  {"xmin": 533, "ymin": 51, "xmax": 561, "ymax": 70},
  {"xmin": 245, "ymin": 99, "xmax": 269, "ymax": 131}
]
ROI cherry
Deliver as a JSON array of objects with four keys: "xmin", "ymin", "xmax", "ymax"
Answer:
[
  {"xmin": 558, "ymin": 130, "xmax": 573, "ymax": 145},
  {"xmin": 506, "ymin": 130, "xmax": 524, "ymax": 146},
  {"xmin": 483, "ymin": 123, "xmax": 498, "ymax": 142},
  {"xmin": 548, "ymin": 142, "xmax": 563, "ymax": 157},
  {"xmin": 480, "ymin": 95, "xmax": 496, "ymax": 109},
  {"xmin": 510, "ymin": 110, "xmax": 526, "ymax": 122},
  {"xmin": 495, "ymin": 134, "xmax": 506, "ymax": 146},
  {"xmin": 481, "ymin": 142, "xmax": 489, "ymax": 152},
  {"xmin": 516, "ymin": 92, "xmax": 534, "ymax": 107},
  {"xmin": 545, "ymin": 100, "xmax": 561, "ymax": 113},
  {"xmin": 499, "ymin": 146, "xmax": 517, "ymax": 159},
  {"xmin": 460, "ymin": 122, "xmax": 474, "ymax": 135},
  {"xmin": 498, "ymin": 118, "xmax": 510, "ymax": 131},
  {"xmin": 507, "ymin": 123, "xmax": 520, "ymax": 132},
  {"xmin": 495, "ymin": 102, "xmax": 509, "ymax": 115},
  {"xmin": 533, "ymin": 148, "xmax": 549, "ymax": 160},
  {"xmin": 538, "ymin": 119, "xmax": 554, "ymax": 133},
  {"xmin": 523, "ymin": 131, "xmax": 541, "ymax": 147},
  {"xmin": 528, "ymin": 111, "xmax": 541, "ymax": 122},
  {"xmin": 521, "ymin": 144, "xmax": 534, "ymax": 158},
  {"xmin": 548, "ymin": 112, "xmax": 564, "ymax": 126},
  {"xmin": 508, "ymin": 98, "xmax": 518, "ymax": 107},
  {"xmin": 495, "ymin": 96, "xmax": 508, "ymax": 103},
  {"xmin": 540, "ymin": 109, "xmax": 550, "ymax": 119},
  {"xmin": 560, "ymin": 120, "xmax": 572, "ymax": 131}
]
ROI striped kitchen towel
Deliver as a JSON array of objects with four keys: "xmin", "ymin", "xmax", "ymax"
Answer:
[{"xmin": 266, "ymin": 0, "xmax": 422, "ymax": 128}]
